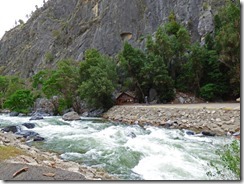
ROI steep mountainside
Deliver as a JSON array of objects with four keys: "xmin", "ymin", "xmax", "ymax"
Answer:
[{"xmin": 0, "ymin": 0, "xmax": 224, "ymax": 78}]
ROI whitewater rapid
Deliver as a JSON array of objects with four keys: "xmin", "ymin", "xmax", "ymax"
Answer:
[{"xmin": 0, "ymin": 115, "xmax": 237, "ymax": 180}]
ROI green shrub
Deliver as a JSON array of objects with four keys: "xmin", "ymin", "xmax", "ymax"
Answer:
[
  {"xmin": 45, "ymin": 52, "xmax": 54, "ymax": 63},
  {"xmin": 32, "ymin": 70, "xmax": 50, "ymax": 89},
  {"xmin": 0, "ymin": 76, "xmax": 26, "ymax": 109},
  {"xmin": 207, "ymin": 140, "xmax": 240, "ymax": 179},
  {"xmin": 52, "ymin": 30, "xmax": 61, "ymax": 39},
  {"xmin": 57, "ymin": 98, "xmax": 69, "ymax": 115},
  {"xmin": 18, "ymin": 19, "xmax": 24, "ymax": 24},
  {"xmin": 0, "ymin": 76, "xmax": 9, "ymax": 108},
  {"xmin": 3, "ymin": 90, "xmax": 34, "ymax": 113},
  {"xmin": 200, "ymin": 83, "xmax": 218, "ymax": 101},
  {"xmin": 217, "ymin": 140, "xmax": 240, "ymax": 178}
]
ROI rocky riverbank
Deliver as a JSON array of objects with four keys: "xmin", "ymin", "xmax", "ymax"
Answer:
[
  {"xmin": 103, "ymin": 104, "xmax": 240, "ymax": 136},
  {"xmin": 0, "ymin": 132, "xmax": 116, "ymax": 180}
]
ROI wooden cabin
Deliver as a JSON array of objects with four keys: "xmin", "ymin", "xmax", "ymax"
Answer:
[{"xmin": 116, "ymin": 92, "xmax": 137, "ymax": 105}]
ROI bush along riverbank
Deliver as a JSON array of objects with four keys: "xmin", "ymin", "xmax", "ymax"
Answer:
[{"xmin": 103, "ymin": 105, "xmax": 240, "ymax": 136}]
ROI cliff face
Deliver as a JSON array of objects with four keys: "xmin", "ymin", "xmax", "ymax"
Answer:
[{"xmin": 0, "ymin": 0, "xmax": 224, "ymax": 78}]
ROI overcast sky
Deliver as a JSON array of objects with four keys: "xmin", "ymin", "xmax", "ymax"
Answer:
[{"xmin": 0, "ymin": 0, "xmax": 45, "ymax": 38}]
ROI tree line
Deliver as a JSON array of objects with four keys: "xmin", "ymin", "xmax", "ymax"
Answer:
[{"xmin": 0, "ymin": 1, "xmax": 240, "ymax": 114}]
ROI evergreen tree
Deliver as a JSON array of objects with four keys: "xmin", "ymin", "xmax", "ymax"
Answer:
[
  {"xmin": 79, "ymin": 49, "xmax": 118, "ymax": 109},
  {"xmin": 145, "ymin": 12, "xmax": 191, "ymax": 84},
  {"xmin": 177, "ymin": 43, "xmax": 205, "ymax": 94},
  {"xmin": 119, "ymin": 42, "xmax": 147, "ymax": 100},
  {"xmin": 142, "ymin": 54, "xmax": 175, "ymax": 102},
  {"xmin": 214, "ymin": 0, "xmax": 240, "ymax": 97}
]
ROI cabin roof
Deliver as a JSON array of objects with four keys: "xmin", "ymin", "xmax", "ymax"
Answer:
[{"xmin": 116, "ymin": 91, "xmax": 136, "ymax": 99}]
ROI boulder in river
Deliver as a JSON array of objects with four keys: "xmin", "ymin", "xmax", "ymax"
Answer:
[
  {"xmin": 30, "ymin": 113, "xmax": 44, "ymax": 121},
  {"xmin": 22, "ymin": 123, "xmax": 35, "ymax": 129},
  {"xmin": 9, "ymin": 112, "xmax": 19, "ymax": 117},
  {"xmin": 17, "ymin": 130, "xmax": 45, "ymax": 142},
  {"xmin": 127, "ymin": 132, "xmax": 136, "ymax": 138},
  {"xmin": 33, "ymin": 136, "xmax": 45, "ymax": 142},
  {"xmin": 1, "ymin": 126, "xmax": 20, "ymax": 133},
  {"xmin": 16, "ymin": 130, "xmax": 39, "ymax": 138},
  {"xmin": 201, "ymin": 131, "xmax": 216, "ymax": 137},
  {"xmin": 185, "ymin": 130, "xmax": 195, "ymax": 136},
  {"xmin": 232, "ymin": 132, "xmax": 240, "ymax": 140},
  {"xmin": 164, "ymin": 120, "xmax": 178, "ymax": 129},
  {"xmin": 62, "ymin": 111, "xmax": 81, "ymax": 121}
]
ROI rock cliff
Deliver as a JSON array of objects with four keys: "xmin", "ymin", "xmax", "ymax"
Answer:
[{"xmin": 0, "ymin": 0, "xmax": 224, "ymax": 78}]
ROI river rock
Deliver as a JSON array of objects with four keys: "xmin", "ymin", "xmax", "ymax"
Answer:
[
  {"xmin": 149, "ymin": 88, "xmax": 158, "ymax": 103},
  {"xmin": 9, "ymin": 112, "xmax": 19, "ymax": 117},
  {"xmin": 1, "ymin": 126, "xmax": 20, "ymax": 133},
  {"xmin": 127, "ymin": 132, "xmax": 136, "ymax": 138},
  {"xmin": 62, "ymin": 111, "xmax": 81, "ymax": 121},
  {"xmin": 30, "ymin": 113, "xmax": 44, "ymax": 121},
  {"xmin": 164, "ymin": 123, "xmax": 171, "ymax": 129},
  {"xmin": 232, "ymin": 132, "xmax": 240, "ymax": 136},
  {"xmin": 82, "ymin": 111, "xmax": 89, "ymax": 117},
  {"xmin": 0, "ymin": 109, "xmax": 10, "ymax": 114},
  {"xmin": 22, "ymin": 123, "xmax": 36, "ymax": 129},
  {"xmin": 33, "ymin": 98, "xmax": 56, "ymax": 116},
  {"xmin": 201, "ymin": 131, "xmax": 216, "ymax": 137},
  {"xmin": 63, "ymin": 108, "xmax": 74, "ymax": 115},
  {"xmin": 16, "ymin": 130, "xmax": 39, "ymax": 138},
  {"xmin": 185, "ymin": 130, "xmax": 195, "ymax": 136},
  {"xmin": 33, "ymin": 136, "xmax": 45, "ymax": 142},
  {"xmin": 232, "ymin": 132, "xmax": 240, "ymax": 140},
  {"xmin": 88, "ymin": 109, "xmax": 104, "ymax": 117}
]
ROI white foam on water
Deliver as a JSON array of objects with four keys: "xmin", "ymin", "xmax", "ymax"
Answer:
[
  {"xmin": 0, "ymin": 115, "xmax": 238, "ymax": 180},
  {"xmin": 124, "ymin": 127, "xmax": 231, "ymax": 180},
  {"xmin": 131, "ymin": 147, "xmax": 209, "ymax": 180},
  {"xmin": 0, "ymin": 115, "xmax": 30, "ymax": 125}
]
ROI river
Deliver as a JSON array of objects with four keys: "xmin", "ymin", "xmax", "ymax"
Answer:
[{"xmin": 0, "ymin": 115, "xmax": 238, "ymax": 180}]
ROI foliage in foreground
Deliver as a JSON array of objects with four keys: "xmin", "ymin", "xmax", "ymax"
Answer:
[
  {"xmin": 217, "ymin": 140, "xmax": 240, "ymax": 178},
  {"xmin": 207, "ymin": 140, "xmax": 240, "ymax": 179}
]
